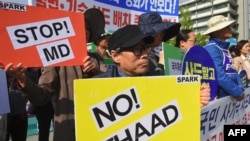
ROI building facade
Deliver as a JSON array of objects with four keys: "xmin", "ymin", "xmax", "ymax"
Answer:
[{"xmin": 179, "ymin": 0, "xmax": 250, "ymax": 40}]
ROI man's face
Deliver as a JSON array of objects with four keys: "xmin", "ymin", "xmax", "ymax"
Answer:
[
  {"xmin": 111, "ymin": 41, "xmax": 151, "ymax": 76},
  {"xmin": 223, "ymin": 26, "xmax": 233, "ymax": 39},
  {"xmin": 180, "ymin": 31, "xmax": 196, "ymax": 52},
  {"xmin": 98, "ymin": 36, "xmax": 110, "ymax": 49}
]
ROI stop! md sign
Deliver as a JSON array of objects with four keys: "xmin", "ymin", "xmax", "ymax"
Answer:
[{"xmin": 0, "ymin": 1, "xmax": 87, "ymax": 67}]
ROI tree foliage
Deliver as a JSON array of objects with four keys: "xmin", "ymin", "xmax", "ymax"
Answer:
[
  {"xmin": 167, "ymin": 6, "xmax": 207, "ymax": 46},
  {"xmin": 179, "ymin": 6, "xmax": 193, "ymax": 30},
  {"xmin": 196, "ymin": 32, "xmax": 207, "ymax": 46}
]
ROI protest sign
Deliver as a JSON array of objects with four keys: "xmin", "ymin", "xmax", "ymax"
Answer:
[
  {"xmin": 163, "ymin": 43, "xmax": 184, "ymax": 75},
  {"xmin": 0, "ymin": 69, "xmax": 10, "ymax": 114},
  {"xmin": 35, "ymin": 0, "xmax": 180, "ymax": 69},
  {"xmin": 201, "ymin": 88, "xmax": 250, "ymax": 141},
  {"xmin": 0, "ymin": 1, "xmax": 87, "ymax": 67},
  {"xmin": 74, "ymin": 75, "xmax": 200, "ymax": 141},
  {"xmin": 182, "ymin": 46, "xmax": 218, "ymax": 101}
]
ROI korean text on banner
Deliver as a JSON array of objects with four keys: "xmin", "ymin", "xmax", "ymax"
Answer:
[
  {"xmin": 182, "ymin": 46, "xmax": 218, "ymax": 101},
  {"xmin": 0, "ymin": 1, "xmax": 87, "ymax": 67},
  {"xmin": 201, "ymin": 88, "xmax": 250, "ymax": 141},
  {"xmin": 74, "ymin": 75, "xmax": 200, "ymax": 141},
  {"xmin": 36, "ymin": 0, "xmax": 179, "ymax": 31}
]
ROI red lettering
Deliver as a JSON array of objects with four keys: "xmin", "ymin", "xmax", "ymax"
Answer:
[
  {"xmin": 134, "ymin": 14, "xmax": 140, "ymax": 25},
  {"xmin": 47, "ymin": 0, "xmax": 59, "ymax": 10},
  {"xmin": 121, "ymin": 13, "xmax": 131, "ymax": 26},
  {"xmin": 77, "ymin": 2, "xmax": 88, "ymax": 12},
  {"xmin": 113, "ymin": 11, "xmax": 123, "ymax": 27},
  {"xmin": 36, "ymin": 0, "xmax": 47, "ymax": 8},
  {"xmin": 205, "ymin": 131, "xmax": 224, "ymax": 141},
  {"xmin": 211, "ymin": 134, "xmax": 216, "ymax": 141}
]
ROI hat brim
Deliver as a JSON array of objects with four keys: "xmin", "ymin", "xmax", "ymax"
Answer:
[
  {"xmin": 139, "ymin": 22, "xmax": 181, "ymax": 41},
  {"xmin": 202, "ymin": 20, "xmax": 235, "ymax": 35}
]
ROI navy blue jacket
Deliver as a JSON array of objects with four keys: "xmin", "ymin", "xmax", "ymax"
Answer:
[
  {"xmin": 93, "ymin": 65, "xmax": 123, "ymax": 78},
  {"xmin": 204, "ymin": 38, "xmax": 243, "ymax": 98}
]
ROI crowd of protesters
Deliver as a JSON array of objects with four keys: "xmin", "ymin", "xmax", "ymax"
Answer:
[{"xmin": 0, "ymin": 7, "xmax": 249, "ymax": 141}]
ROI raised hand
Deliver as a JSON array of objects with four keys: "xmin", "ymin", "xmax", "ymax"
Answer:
[{"xmin": 5, "ymin": 63, "xmax": 27, "ymax": 86}]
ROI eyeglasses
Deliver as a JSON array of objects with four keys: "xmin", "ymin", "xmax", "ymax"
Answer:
[{"xmin": 116, "ymin": 44, "xmax": 152, "ymax": 56}]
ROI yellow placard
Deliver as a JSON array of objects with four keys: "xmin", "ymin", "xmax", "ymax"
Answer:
[{"xmin": 74, "ymin": 75, "xmax": 200, "ymax": 141}]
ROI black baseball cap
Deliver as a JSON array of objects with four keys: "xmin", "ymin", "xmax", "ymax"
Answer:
[{"xmin": 108, "ymin": 25, "xmax": 154, "ymax": 52}]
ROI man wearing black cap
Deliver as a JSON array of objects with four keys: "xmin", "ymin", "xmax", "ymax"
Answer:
[{"xmin": 93, "ymin": 25, "xmax": 155, "ymax": 77}]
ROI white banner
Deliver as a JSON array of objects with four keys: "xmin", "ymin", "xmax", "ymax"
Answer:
[
  {"xmin": 35, "ymin": 0, "xmax": 179, "ymax": 31},
  {"xmin": 201, "ymin": 88, "xmax": 250, "ymax": 141}
]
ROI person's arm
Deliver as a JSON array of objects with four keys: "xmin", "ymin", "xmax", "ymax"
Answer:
[
  {"xmin": 156, "ymin": 50, "xmax": 165, "ymax": 72},
  {"xmin": 158, "ymin": 51, "xmax": 164, "ymax": 67},
  {"xmin": 81, "ymin": 55, "xmax": 102, "ymax": 77},
  {"xmin": 205, "ymin": 46, "xmax": 244, "ymax": 98},
  {"xmin": 5, "ymin": 63, "xmax": 59, "ymax": 105},
  {"xmin": 150, "ymin": 51, "xmax": 165, "ymax": 75}
]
